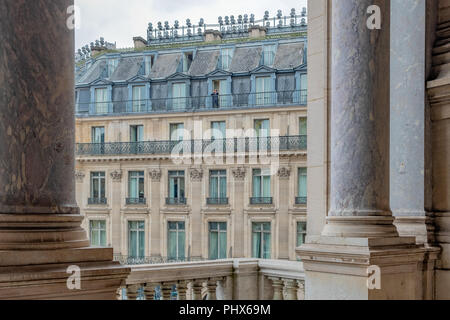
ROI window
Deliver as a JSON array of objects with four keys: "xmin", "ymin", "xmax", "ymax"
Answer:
[
  {"xmin": 94, "ymin": 88, "xmax": 108, "ymax": 113},
  {"xmin": 252, "ymin": 222, "xmax": 271, "ymax": 259},
  {"xmin": 168, "ymin": 171, "xmax": 185, "ymax": 204},
  {"xmin": 168, "ymin": 221, "xmax": 185, "ymax": 260},
  {"xmin": 262, "ymin": 45, "xmax": 276, "ymax": 66},
  {"xmin": 128, "ymin": 221, "xmax": 145, "ymax": 259},
  {"xmin": 296, "ymin": 221, "xmax": 307, "ymax": 247},
  {"xmin": 212, "ymin": 80, "xmax": 230, "ymax": 107},
  {"xmin": 91, "ymin": 126, "xmax": 105, "ymax": 143},
  {"xmin": 182, "ymin": 52, "xmax": 193, "ymax": 72},
  {"xmin": 144, "ymin": 56, "xmax": 153, "ymax": 75},
  {"xmin": 220, "ymin": 48, "xmax": 233, "ymax": 70},
  {"xmin": 172, "ymin": 82, "xmax": 187, "ymax": 110},
  {"xmin": 209, "ymin": 222, "xmax": 227, "ymax": 260},
  {"xmin": 90, "ymin": 172, "xmax": 106, "ymax": 204},
  {"xmin": 208, "ymin": 170, "xmax": 227, "ymax": 204},
  {"xmin": 130, "ymin": 125, "xmax": 144, "ymax": 142},
  {"xmin": 252, "ymin": 169, "xmax": 271, "ymax": 204},
  {"xmin": 170, "ymin": 123, "xmax": 184, "ymax": 141},
  {"xmin": 90, "ymin": 220, "xmax": 106, "ymax": 247},
  {"xmin": 132, "ymin": 85, "xmax": 146, "ymax": 112},
  {"xmin": 128, "ymin": 171, "xmax": 145, "ymax": 203},
  {"xmin": 107, "ymin": 58, "xmax": 118, "ymax": 77},
  {"xmin": 299, "ymin": 117, "xmax": 307, "ymax": 135},
  {"xmin": 254, "ymin": 119, "xmax": 270, "ymax": 137},
  {"xmin": 296, "ymin": 168, "xmax": 307, "ymax": 205},
  {"xmin": 255, "ymin": 76, "xmax": 273, "ymax": 105},
  {"xmin": 211, "ymin": 121, "xmax": 226, "ymax": 140}
]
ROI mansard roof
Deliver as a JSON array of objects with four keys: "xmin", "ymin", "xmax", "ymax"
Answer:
[
  {"xmin": 273, "ymin": 42, "xmax": 305, "ymax": 70},
  {"xmin": 188, "ymin": 50, "xmax": 220, "ymax": 76},
  {"xmin": 149, "ymin": 53, "xmax": 182, "ymax": 79}
]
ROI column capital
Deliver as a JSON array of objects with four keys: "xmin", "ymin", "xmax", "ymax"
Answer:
[
  {"xmin": 75, "ymin": 170, "xmax": 85, "ymax": 183},
  {"xmin": 149, "ymin": 169, "xmax": 162, "ymax": 182},
  {"xmin": 110, "ymin": 170, "xmax": 123, "ymax": 182},
  {"xmin": 232, "ymin": 167, "xmax": 246, "ymax": 181},
  {"xmin": 277, "ymin": 167, "xmax": 291, "ymax": 179},
  {"xmin": 190, "ymin": 168, "xmax": 203, "ymax": 182}
]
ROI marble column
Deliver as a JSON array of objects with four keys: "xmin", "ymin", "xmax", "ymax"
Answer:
[
  {"xmin": 321, "ymin": 0, "xmax": 398, "ymax": 238},
  {"xmin": 0, "ymin": 0, "xmax": 129, "ymax": 299},
  {"xmin": 390, "ymin": 0, "xmax": 434, "ymax": 245}
]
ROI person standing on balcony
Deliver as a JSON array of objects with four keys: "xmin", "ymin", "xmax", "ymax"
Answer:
[{"xmin": 211, "ymin": 89, "xmax": 219, "ymax": 108}]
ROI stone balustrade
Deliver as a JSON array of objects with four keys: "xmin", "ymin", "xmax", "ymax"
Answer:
[{"xmin": 117, "ymin": 259, "xmax": 305, "ymax": 300}]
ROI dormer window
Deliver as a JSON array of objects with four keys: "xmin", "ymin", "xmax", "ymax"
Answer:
[
  {"xmin": 219, "ymin": 48, "xmax": 233, "ymax": 70},
  {"xmin": 107, "ymin": 58, "xmax": 118, "ymax": 78},
  {"xmin": 144, "ymin": 56, "xmax": 154, "ymax": 75},
  {"xmin": 262, "ymin": 45, "xmax": 276, "ymax": 66},
  {"xmin": 182, "ymin": 52, "xmax": 193, "ymax": 73}
]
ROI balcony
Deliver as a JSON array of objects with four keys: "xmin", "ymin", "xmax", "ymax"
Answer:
[
  {"xmin": 76, "ymin": 90, "xmax": 307, "ymax": 116},
  {"xmin": 295, "ymin": 197, "xmax": 307, "ymax": 205},
  {"xmin": 206, "ymin": 198, "xmax": 229, "ymax": 205},
  {"xmin": 165, "ymin": 197, "xmax": 187, "ymax": 205},
  {"xmin": 88, "ymin": 197, "xmax": 107, "ymax": 205},
  {"xmin": 117, "ymin": 258, "xmax": 305, "ymax": 300},
  {"xmin": 126, "ymin": 197, "xmax": 146, "ymax": 205},
  {"xmin": 250, "ymin": 197, "xmax": 273, "ymax": 205},
  {"xmin": 76, "ymin": 135, "xmax": 307, "ymax": 157}
]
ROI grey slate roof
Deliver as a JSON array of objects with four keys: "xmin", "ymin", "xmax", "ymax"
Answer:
[
  {"xmin": 77, "ymin": 59, "xmax": 107, "ymax": 84},
  {"xmin": 110, "ymin": 56, "xmax": 143, "ymax": 81},
  {"xmin": 188, "ymin": 50, "xmax": 220, "ymax": 76},
  {"xmin": 149, "ymin": 53, "xmax": 182, "ymax": 79},
  {"xmin": 229, "ymin": 47, "xmax": 262, "ymax": 73},
  {"xmin": 273, "ymin": 42, "xmax": 305, "ymax": 70}
]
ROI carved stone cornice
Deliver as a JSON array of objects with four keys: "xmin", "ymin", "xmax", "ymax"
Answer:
[
  {"xmin": 277, "ymin": 167, "xmax": 291, "ymax": 179},
  {"xmin": 110, "ymin": 170, "xmax": 123, "ymax": 182},
  {"xmin": 190, "ymin": 169, "xmax": 203, "ymax": 182},
  {"xmin": 149, "ymin": 169, "xmax": 162, "ymax": 182},
  {"xmin": 232, "ymin": 167, "xmax": 246, "ymax": 181},
  {"xmin": 75, "ymin": 170, "xmax": 85, "ymax": 183}
]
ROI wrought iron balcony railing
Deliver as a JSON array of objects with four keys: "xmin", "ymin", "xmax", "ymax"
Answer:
[
  {"xmin": 75, "ymin": 90, "xmax": 307, "ymax": 116},
  {"xmin": 250, "ymin": 197, "xmax": 273, "ymax": 205},
  {"xmin": 165, "ymin": 197, "xmax": 187, "ymax": 205},
  {"xmin": 88, "ymin": 197, "xmax": 107, "ymax": 205},
  {"xmin": 295, "ymin": 196, "xmax": 307, "ymax": 205},
  {"xmin": 76, "ymin": 135, "xmax": 307, "ymax": 157},
  {"xmin": 206, "ymin": 197, "xmax": 229, "ymax": 205},
  {"xmin": 126, "ymin": 197, "xmax": 147, "ymax": 205}
]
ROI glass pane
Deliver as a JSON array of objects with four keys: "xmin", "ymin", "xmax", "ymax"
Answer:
[
  {"xmin": 209, "ymin": 231, "xmax": 218, "ymax": 260},
  {"xmin": 168, "ymin": 230, "xmax": 176, "ymax": 259},
  {"xmin": 100, "ymin": 178, "xmax": 105, "ymax": 198},
  {"xmin": 252, "ymin": 230, "xmax": 261, "ymax": 258},
  {"xmin": 210, "ymin": 176, "xmax": 218, "ymax": 198},
  {"xmin": 219, "ymin": 176, "xmax": 227, "ymax": 198},
  {"xmin": 219, "ymin": 231, "xmax": 227, "ymax": 259},
  {"xmin": 253, "ymin": 175, "xmax": 261, "ymax": 197},
  {"xmin": 299, "ymin": 168, "xmax": 307, "ymax": 197},
  {"xmin": 263, "ymin": 222, "xmax": 271, "ymax": 231},
  {"xmin": 179, "ymin": 178, "xmax": 185, "ymax": 198},
  {"xmin": 178, "ymin": 230, "xmax": 185, "ymax": 259},
  {"xmin": 138, "ymin": 230, "xmax": 145, "ymax": 258},
  {"xmin": 299, "ymin": 118, "xmax": 307, "ymax": 135},
  {"xmin": 262, "ymin": 176, "xmax": 271, "ymax": 198},
  {"xmin": 100, "ymin": 229, "xmax": 107, "ymax": 247},
  {"xmin": 129, "ymin": 229, "xmax": 137, "ymax": 257},
  {"xmin": 263, "ymin": 232, "xmax": 271, "ymax": 259}
]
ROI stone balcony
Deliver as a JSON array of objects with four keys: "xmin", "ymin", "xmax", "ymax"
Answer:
[{"xmin": 117, "ymin": 259, "xmax": 305, "ymax": 300}]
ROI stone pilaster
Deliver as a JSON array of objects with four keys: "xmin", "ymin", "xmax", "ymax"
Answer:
[
  {"xmin": 0, "ymin": 0, "xmax": 129, "ymax": 299},
  {"xmin": 298, "ymin": 0, "xmax": 429, "ymax": 300},
  {"xmin": 110, "ymin": 170, "xmax": 122, "ymax": 253},
  {"xmin": 277, "ymin": 166, "xmax": 291, "ymax": 259},
  {"xmin": 149, "ymin": 169, "xmax": 162, "ymax": 257},
  {"xmin": 190, "ymin": 168, "xmax": 203, "ymax": 258},
  {"xmin": 232, "ymin": 167, "xmax": 246, "ymax": 258}
]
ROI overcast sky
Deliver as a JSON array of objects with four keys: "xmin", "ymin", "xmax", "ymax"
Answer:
[{"xmin": 74, "ymin": 0, "xmax": 308, "ymax": 49}]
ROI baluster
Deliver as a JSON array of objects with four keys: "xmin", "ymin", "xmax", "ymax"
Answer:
[
  {"xmin": 144, "ymin": 283, "xmax": 158, "ymax": 300},
  {"xmin": 296, "ymin": 280, "xmax": 305, "ymax": 300},
  {"xmin": 205, "ymin": 279, "xmax": 218, "ymax": 300},
  {"xmin": 216, "ymin": 278, "xmax": 226, "ymax": 300},
  {"xmin": 126, "ymin": 284, "xmax": 139, "ymax": 300},
  {"xmin": 177, "ymin": 281, "xmax": 188, "ymax": 300},
  {"xmin": 116, "ymin": 287, "xmax": 123, "ymax": 300},
  {"xmin": 268, "ymin": 277, "xmax": 284, "ymax": 300},
  {"xmin": 191, "ymin": 280, "xmax": 204, "ymax": 300},
  {"xmin": 283, "ymin": 279, "xmax": 297, "ymax": 300},
  {"xmin": 161, "ymin": 282, "xmax": 174, "ymax": 300}
]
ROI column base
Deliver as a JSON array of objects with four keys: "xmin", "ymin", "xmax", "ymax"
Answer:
[
  {"xmin": 394, "ymin": 215, "xmax": 436, "ymax": 245},
  {"xmin": 297, "ymin": 236, "xmax": 438, "ymax": 300},
  {"xmin": 322, "ymin": 215, "xmax": 399, "ymax": 238}
]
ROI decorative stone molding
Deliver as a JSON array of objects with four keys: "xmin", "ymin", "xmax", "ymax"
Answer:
[
  {"xmin": 75, "ymin": 171, "xmax": 85, "ymax": 183},
  {"xmin": 277, "ymin": 167, "xmax": 291, "ymax": 179},
  {"xmin": 149, "ymin": 169, "xmax": 162, "ymax": 182},
  {"xmin": 190, "ymin": 169, "xmax": 203, "ymax": 182},
  {"xmin": 110, "ymin": 170, "xmax": 123, "ymax": 182},
  {"xmin": 232, "ymin": 167, "xmax": 246, "ymax": 181}
]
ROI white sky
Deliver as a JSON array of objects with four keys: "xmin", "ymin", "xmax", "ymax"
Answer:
[{"xmin": 74, "ymin": 0, "xmax": 308, "ymax": 49}]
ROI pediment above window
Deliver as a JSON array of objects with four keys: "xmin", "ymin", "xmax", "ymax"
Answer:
[
  {"xmin": 127, "ymin": 75, "xmax": 149, "ymax": 83},
  {"xmin": 250, "ymin": 65, "xmax": 277, "ymax": 74},
  {"xmin": 89, "ymin": 78, "xmax": 113, "ymax": 86},
  {"xmin": 206, "ymin": 69, "xmax": 232, "ymax": 78},
  {"xmin": 166, "ymin": 72, "xmax": 191, "ymax": 81}
]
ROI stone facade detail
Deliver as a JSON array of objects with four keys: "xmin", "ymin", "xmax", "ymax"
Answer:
[
  {"xmin": 149, "ymin": 169, "xmax": 162, "ymax": 182},
  {"xmin": 277, "ymin": 167, "xmax": 291, "ymax": 179},
  {"xmin": 232, "ymin": 167, "xmax": 246, "ymax": 180},
  {"xmin": 190, "ymin": 169, "xmax": 203, "ymax": 181},
  {"xmin": 75, "ymin": 171, "xmax": 85, "ymax": 183},
  {"xmin": 110, "ymin": 170, "xmax": 123, "ymax": 182}
]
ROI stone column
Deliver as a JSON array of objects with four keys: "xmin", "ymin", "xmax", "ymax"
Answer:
[
  {"xmin": 232, "ymin": 167, "xmax": 246, "ymax": 257},
  {"xmin": 297, "ymin": 0, "xmax": 428, "ymax": 300},
  {"xmin": 190, "ymin": 168, "xmax": 203, "ymax": 258},
  {"xmin": 390, "ymin": 0, "xmax": 434, "ymax": 245},
  {"xmin": 277, "ymin": 167, "xmax": 291, "ymax": 259},
  {"xmin": 149, "ymin": 169, "xmax": 162, "ymax": 257},
  {"xmin": 321, "ymin": 0, "xmax": 397, "ymax": 238},
  {"xmin": 0, "ymin": 0, "xmax": 129, "ymax": 299}
]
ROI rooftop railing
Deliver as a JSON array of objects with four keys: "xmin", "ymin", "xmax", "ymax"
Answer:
[
  {"xmin": 76, "ymin": 135, "xmax": 307, "ymax": 157},
  {"xmin": 75, "ymin": 90, "xmax": 307, "ymax": 116},
  {"xmin": 117, "ymin": 258, "xmax": 305, "ymax": 300}
]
